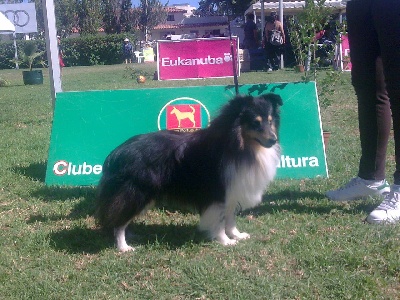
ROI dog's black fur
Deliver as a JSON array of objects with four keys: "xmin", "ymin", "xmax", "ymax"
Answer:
[{"xmin": 96, "ymin": 93, "xmax": 283, "ymax": 252}]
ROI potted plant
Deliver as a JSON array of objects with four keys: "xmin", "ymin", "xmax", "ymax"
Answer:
[
  {"xmin": 287, "ymin": 0, "xmax": 347, "ymax": 148},
  {"xmin": 19, "ymin": 43, "xmax": 46, "ymax": 85},
  {"xmin": 287, "ymin": 0, "xmax": 334, "ymax": 74},
  {"xmin": 287, "ymin": 16, "xmax": 308, "ymax": 72}
]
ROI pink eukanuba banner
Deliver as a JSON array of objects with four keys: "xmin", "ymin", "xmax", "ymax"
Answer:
[
  {"xmin": 157, "ymin": 38, "xmax": 239, "ymax": 80},
  {"xmin": 341, "ymin": 34, "xmax": 352, "ymax": 71}
]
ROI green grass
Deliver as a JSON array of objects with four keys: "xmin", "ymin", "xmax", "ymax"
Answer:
[{"xmin": 0, "ymin": 63, "xmax": 399, "ymax": 299}]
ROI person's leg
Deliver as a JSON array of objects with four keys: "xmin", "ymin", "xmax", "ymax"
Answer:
[
  {"xmin": 348, "ymin": 2, "xmax": 390, "ymax": 181},
  {"xmin": 271, "ymin": 46, "xmax": 279, "ymax": 70},
  {"xmin": 374, "ymin": 1, "xmax": 400, "ymax": 185},
  {"xmin": 369, "ymin": 57, "xmax": 391, "ymax": 180},
  {"xmin": 326, "ymin": 0, "xmax": 391, "ymax": 201},
  {"xmin": 366, "ymin": 0, "xmax": 400, "ymax": 223},
  {"xmin": 264, "ymin": 45, "xmax": 273, "ymax": 71}
]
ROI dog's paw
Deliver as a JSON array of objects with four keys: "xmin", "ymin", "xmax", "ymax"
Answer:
[
  {"xmin": 118, "ymin": 245, "xmax": 135, "ymax": 253},
  {"xmin": 216, "ymin": 235, "xmax": 238, "ymax": 246},
  {"xmin": 232, "ymin": 232, "xmax": 250, "ymax": 240},
  {"xmin": 212, "ymin": 232, "xmax": 237, "ymax": 246},
  {"xmin": 226, "ymin": 227, "xmax": 251, "ymax": 240},
  {"xmin": 223, "ymin": 239, "xmax": 238, "ymax": 246}
]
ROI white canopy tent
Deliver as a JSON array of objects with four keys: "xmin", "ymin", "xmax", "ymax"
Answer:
[
  {"xmin": 245, "ymin": 0, "xmax": 346, "ymax": 16},
  {"xmin": 245, "ymin": 1, "xmax": 346, "ymax": 69},
  {"xmin": 0, "ymin": 11, "xmax": 15, "ymax": 33},
  {"xmin": 246, "ymin": 0, "xmax": 346, "ymax": 39},
  {"xmin": 0, "ymin": 12, "xmax": 18, "ymax": 69}
]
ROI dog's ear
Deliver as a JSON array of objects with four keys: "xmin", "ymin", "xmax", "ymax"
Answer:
[
  {"xmin": 225, "ymin": 95, "xmax": 254, "ymax": 116},
  {"xmin": 260, "ymin": 93, "xmax": 283, "ymax": 107},
  {"xmin": 229, "ymin": 94, "xmax": 254, "ymax": 107}
]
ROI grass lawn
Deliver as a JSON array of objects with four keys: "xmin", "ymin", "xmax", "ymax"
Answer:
[{"xmin": 0, "ymin": 63, "xmax": 399, "ymax": 299}]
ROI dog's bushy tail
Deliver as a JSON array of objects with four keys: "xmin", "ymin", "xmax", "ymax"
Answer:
[{"xmin": 95, "ymin": 175, "xmax": 147, "ymax": 229}]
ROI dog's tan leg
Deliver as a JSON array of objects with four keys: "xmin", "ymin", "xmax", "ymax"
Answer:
[
  {"xmin": 114, "ymin": 221, "xmax": 134, "ymax": 252},
  {"xmin": 199, "ymin": 203, "xmax": 237, "ymax": 246}
]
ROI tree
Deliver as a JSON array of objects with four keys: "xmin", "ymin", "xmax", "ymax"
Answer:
[
  {"xmin": 33, "ymin": 0, "xmax": 45, "ymax": 35},
  {"xmin": 55, "ymin": 0, "xmax": 78, "ymax": 36},
  {"xmin": 135, "ymin": 0, "xmax": 167, "ymax": 41},
  {"xmin": 103, "ymin": 0, "xmax": 121, "ymax": 34},
  {"xmin": 0, "ymin": 0, "xmax": 23, "ymax": 3},
  {"xmin": 196, "ymin": 0, "xmax": 254, "ymax": 17},
  {"xmin": 119, "ymin": 0, "xmax": 133, "ymax": 33},
  {"xmin": 75, "ymin": 0, "xmax": 103, "ymax": 35}
]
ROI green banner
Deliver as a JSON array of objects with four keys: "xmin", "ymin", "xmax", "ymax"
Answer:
[{"xmin": 45, "ymin": 82, "xmax": 328, "ymax": 186}]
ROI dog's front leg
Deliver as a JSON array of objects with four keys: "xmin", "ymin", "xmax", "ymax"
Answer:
[
  {"xmin": 225, "ymin": 203, "xmax": 250, "ymax": 241},
  {"xmin": 199, "ymin": 203, "xmax": 237, "ymax": 246},
  {"xmin": 114, "ymin": 222, "xmax": 135, "ymax": 252}
]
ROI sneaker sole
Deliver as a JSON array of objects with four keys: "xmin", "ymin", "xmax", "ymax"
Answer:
[{"xmin": 327, "ymin": 187, "xmax": 390, "ymax": 202}]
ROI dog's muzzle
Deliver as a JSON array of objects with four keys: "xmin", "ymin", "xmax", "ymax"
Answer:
[{"xmin": 256, "ymin": 137, "xmax": 277, "ymax": 148}]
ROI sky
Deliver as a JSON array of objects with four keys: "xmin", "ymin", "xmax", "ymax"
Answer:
[{"xmin": 131, "ymin": 1, "xmax": 200, "ymax": 9}]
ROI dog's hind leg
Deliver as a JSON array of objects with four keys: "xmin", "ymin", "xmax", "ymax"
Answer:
[
  {"xmin": 114, "ymin": 200, "xmax": 155, "ymax": 252},
  {"xmin": 114, "ymin": 221, "xmax": 134, "ymax": 252},
  {"xmin": 199, "ymin": 203, "xmax": 237, "ymax": 246}
]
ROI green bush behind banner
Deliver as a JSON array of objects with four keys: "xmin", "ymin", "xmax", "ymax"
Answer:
[{"xmin": 0, "ymin": 34, "xmax": 137, "ymax": 69}]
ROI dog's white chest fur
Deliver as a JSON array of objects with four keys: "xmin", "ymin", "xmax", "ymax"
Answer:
[{"xmin": 225, "ymin": 145, "xmax": 280, "ymax": 210}]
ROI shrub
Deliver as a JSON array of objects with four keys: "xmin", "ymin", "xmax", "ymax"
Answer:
[
  {"xmin": 0, "ymin": 39, "xmax": 46, "ymax": 70},
  {"xmin": 0, "ymin": 33, "xmax": 137, "ymax": 69},
  {"xmin": 62, "ymin": 34, "xmax": 137, "ymax": 66}
]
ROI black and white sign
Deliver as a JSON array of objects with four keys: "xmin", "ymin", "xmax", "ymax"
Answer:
[{"xmin": 0, "ymin": 3, "xmax": 38, "ymax": 34}]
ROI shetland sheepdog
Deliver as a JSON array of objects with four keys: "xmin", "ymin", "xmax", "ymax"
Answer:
[{"xmin": 96, "ymin": 93, "xmax": 283, "ymax": 252}]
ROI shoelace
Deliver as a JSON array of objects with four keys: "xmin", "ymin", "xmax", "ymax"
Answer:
[{"xmin": 376, "ymin": 192, "xmax": 400, "ymax": 210}]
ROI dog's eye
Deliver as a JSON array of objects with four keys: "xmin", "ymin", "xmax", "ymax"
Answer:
[{"xmin": 252, "ymin": 119, "xmax": 261, "ymax": 128}]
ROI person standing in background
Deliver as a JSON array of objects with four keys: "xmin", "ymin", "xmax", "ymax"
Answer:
[
  {"xmin": 57, "ymin": 36, "xmax": 65, "ymax": 75},
  {"xmin": 242, "ymin": 14, "xmax": 258, "ymax": 50},
  {"xmin": 263, "ymin": 12, "xmax": 285, "ymax": 71},
  {"xmin": 122, "ymin": 38, "xmax": 133, "ymax": 64}
]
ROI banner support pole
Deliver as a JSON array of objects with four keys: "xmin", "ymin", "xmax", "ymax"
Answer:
[{"xmin": 42, "ymin": 0, "xmax": 62, "ymax": 109}]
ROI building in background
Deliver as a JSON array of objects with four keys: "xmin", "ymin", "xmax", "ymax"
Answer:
[{"xmin": 151, "ymin": 4, "xmax": 229, "ymax": 40}]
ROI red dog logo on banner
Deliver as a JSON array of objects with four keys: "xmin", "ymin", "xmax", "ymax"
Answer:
[
  {"xmin": 158, "ymin": 98, "xmax": 210, "ymax": 133},
  {"xmin": 167, "ymin": 104, "xmax": 201, "ymax": 130}
]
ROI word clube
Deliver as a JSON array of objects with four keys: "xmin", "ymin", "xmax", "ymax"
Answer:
[{"xmin": 53, "ymin": 160, "xmax": 102, "ymax": 176}]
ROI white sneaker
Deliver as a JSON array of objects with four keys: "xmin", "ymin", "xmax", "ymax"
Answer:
[
  {"xmin": 326, "ymin": 177, "xmax": 390, "ymax": 201},
  {"xmin": 366, "ymin": 186, "xmax": 400, "ymax": 224}
]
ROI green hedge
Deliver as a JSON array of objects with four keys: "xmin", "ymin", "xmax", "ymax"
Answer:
[
  {"xmin": 0, "ymin": 34, "xmax": 137, "ymax": 69},
  {"xmin": 0, "ymin": 39, "xmax": 46, "ymax": 70}
]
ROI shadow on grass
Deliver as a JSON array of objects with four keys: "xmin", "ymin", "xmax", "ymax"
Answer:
[
  {"xmin": 251, "ymin": 190, "xmax": 379, "ymax": 216},
  {"xmin": 222, "ymin": 82, "xmax": 291, "ymax": 96},
  {"xmin": 49, "ymin": 227, "xmax": 112, "ymax": 254},
  {"xmin": 127, "ymin": 223, "xmax": 204, "ymax": 248},
  {"xmin": 16, "ymin": 162, "xmax": 378, "ymax": 252},
  {"xmin": 48, "ymin": 223, "xmax": 203, "ymax": 254},
  {"xmin": 13, "ymin": 162, "xmax": 47, "ymax": 182}
]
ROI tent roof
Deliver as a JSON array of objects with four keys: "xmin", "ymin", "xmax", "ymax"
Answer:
[
  {"xmin": 245, "ymin": 0, "xmax": 346, "ymax": 16},
  {"xmin": 0, "ymin": 11, "xmax": 15, "ymax": 33}
]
